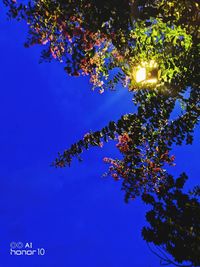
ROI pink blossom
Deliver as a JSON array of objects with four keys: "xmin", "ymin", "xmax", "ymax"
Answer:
[
  {"xmin": 41, "ymin": 39, "xmax": 49, "ymax": 45},
  {"xmin": 99, "ymin": 142, "xmax": 103, "ymax": 148},
  {"xmin": 103, "ymin": 157, "xmax": 110, "ymax": 163}
]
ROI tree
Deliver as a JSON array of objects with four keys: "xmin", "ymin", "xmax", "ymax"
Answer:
[
  {"xmin": 4, "ymin": 0, "xmax": 200, "ymax": 265},
  {"xmin": 142, "ymin": 173, "xmax": 200, "ymax": 266},
  {"xmin": 4, "ymin": 0, "xmax": 199, "ymax": 91}
]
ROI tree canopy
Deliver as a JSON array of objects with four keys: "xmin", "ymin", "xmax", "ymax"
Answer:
[
  {"xmin": 4, "ymin": 0, "xmax": 199, "ymax": 91},
  {"xmin": 4, "ymin": 0, "xmax": 200, "ymax": 265}
]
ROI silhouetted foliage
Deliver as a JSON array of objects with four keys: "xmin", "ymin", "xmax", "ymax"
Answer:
[{"xmin": 142, "ymin": 173, "xmax": 200, "ymax": 266}]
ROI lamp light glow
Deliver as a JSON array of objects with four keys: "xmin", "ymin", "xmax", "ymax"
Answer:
[
  {"xmin": 135, "ymin": 67, "xmax": 146, "ymax": 83},
  {"xmin": 134, "ymin": 60, "xmax": 159, "ymax": 85},
  {"xmin": 146, "ymin": 78, "xmax": 158, "ymax": 83}
]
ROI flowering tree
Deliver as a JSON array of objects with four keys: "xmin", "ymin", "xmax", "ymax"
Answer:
[
  {"xmin": 4, "ymin": 0, "xmax": 200, "ymax": 265},
  {"xmin": 4, "ymin": 0, "xmax": 199, "ymax": 91}
]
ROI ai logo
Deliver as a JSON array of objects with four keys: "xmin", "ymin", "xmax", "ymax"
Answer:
[
  {"xmin": 10, "ymin": 242, "xmax": 24, "ymax": 249},
  {"xmin": 10, "ymin": 241, "xmax": 46, "ymax": 256},
  {"xmin": 24, "ymin": 242, "xmax": 33, "ymax": 249}
]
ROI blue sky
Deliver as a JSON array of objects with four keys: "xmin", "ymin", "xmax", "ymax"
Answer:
[{"xmin": 0, "ymin": 5, "xmax": 199, "ymax": 267}]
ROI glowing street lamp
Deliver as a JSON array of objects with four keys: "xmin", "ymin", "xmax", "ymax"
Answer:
[
  {"xmin": 135, "ymin": 60, "xmax": 159, "ymax": 84},
  {"xmin": 136, "ymin": 67, "xmax": 146, "ymax": 83}
]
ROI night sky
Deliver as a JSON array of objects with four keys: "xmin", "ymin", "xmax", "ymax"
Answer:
[{"xmin": 0, "ymin": 4, "xmax": 199, "ymax": 267}]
